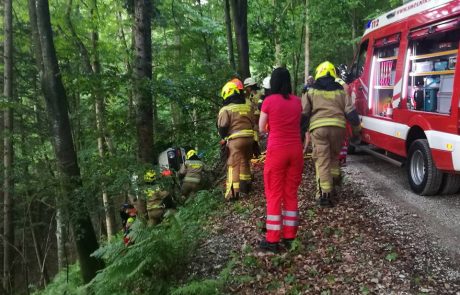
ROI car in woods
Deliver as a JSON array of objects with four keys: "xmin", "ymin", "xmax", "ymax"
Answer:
[{"xmin": 346, "ymin": 0, "xmax": 460, "ymax": 195}]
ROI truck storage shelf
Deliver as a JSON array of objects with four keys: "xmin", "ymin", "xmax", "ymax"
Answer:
[
  {"xmin": 410, "ymin": 49, "xmax": 458, "ymax": 60},
  {"xmin": 377, "ymin": 56, "xmax": 398, "ymax": 62},
  {"xmin": 409, "ymin": 70, "xmax": 455, "ymax": 76},
  {"xmin": 374, "ymin": 86, "xmax": 395, "ymax": 89}
]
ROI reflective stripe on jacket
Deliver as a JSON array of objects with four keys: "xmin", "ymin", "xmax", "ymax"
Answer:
[
  {"xmin": 302, "ymin": 89, "xmax": 354, "ymax": 132},
  {"xmin": 183, "ymin": 160, "xmax": 203, "ymax": 183},
  {"xmin": 218, "ymin": 103, "xmax": 255, "ymax": 140}
]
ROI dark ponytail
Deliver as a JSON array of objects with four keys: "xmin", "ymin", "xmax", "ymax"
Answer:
[{"xmin": 270, "ymin": 67, "xmax": 292, "ymax": 99}]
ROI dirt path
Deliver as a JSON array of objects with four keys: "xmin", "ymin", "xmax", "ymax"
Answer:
[
  {"xmin": 345, "ymin": 152, "xmax": 460, "ymax": 259},
  {"xmin": 186, "ymin": 157, "xmax": 460, "ymax": 294}
]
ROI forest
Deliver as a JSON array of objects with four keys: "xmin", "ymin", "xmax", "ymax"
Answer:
[{"xmin": 0, "ymin": 0, "xmax": 403, "ymax": 294}]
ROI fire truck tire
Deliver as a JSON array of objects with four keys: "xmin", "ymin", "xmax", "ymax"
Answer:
[
  {"xmin": 407, "ymin": 139, "xmax": 443, "ymax": 196},
  {"xmin": 439, "ymin": 173, "xmax": 460, "ymax": 195}
]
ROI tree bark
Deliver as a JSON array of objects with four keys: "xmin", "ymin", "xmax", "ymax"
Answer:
[
  {"xmin": 3, "ymin": 0, "xmax": 14, "ymax": 291},
  {"xmin": 32, "ymin": 0, "xmax": 103, "ymax": 282},
  {"xmin": 273, "ymin": 0, "xmax": 282, "ymax": 67},
  {"xmin": 54, "ymin": 206, "xmax": 66, "ymax": 271},
  {"xmin": 230, "ymin": 0, "xmax": 250, "ymax": 79},
  {"xmin": 133, "ymin": 0, "xmax": 154, "ymax": 216},
  {"xmin": 224, "ymin": 0, "xmax": 236, "ymax": 71},
  {"xmin": 304, "ymin": 0, "xmax": 310, "ymax": 83}
]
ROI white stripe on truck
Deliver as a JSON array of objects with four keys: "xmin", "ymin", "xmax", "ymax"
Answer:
[{"xmin": 361, "ymin": 116, "xmax": 460, "ymax": 171}]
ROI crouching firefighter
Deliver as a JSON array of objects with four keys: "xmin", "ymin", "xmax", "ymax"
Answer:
[
  {"xmin": 143, "ymin": 169, "xmax": 176, "ymax": 225},
  {"xmin": 218, "ymin": 80, "xmax": 256, "ymax": 200},
  {"xmin": 120, "ymin": 203, "xmax": 137, "ymax": 245},
  {"xmin": 179, "ymin": 149, "xmax": 204, "ymax": 200},
  {"xmin": 302, "ymin": 61, "xmax": 361, "ymax": 208}
]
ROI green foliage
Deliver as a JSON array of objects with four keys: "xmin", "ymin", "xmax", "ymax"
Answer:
[
  {"xmin": 86, "ymin": 190, "xmax": 221, "ymax": 294},
  {"xmin": 171, "ymin": 279, "xmax": 221, "ymax": 295},
  {"xmin": 32, "ymin": 264, "xmax": 83, "ymax": 295},
  {"xmin": 36, "ymin": 190, "xmax": 221, "ymax": 295}
]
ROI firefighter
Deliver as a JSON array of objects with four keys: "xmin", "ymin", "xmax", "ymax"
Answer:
[
  {"xmin": 244, "ymin": 77, "xmax": 262, "ymax": 157},
  {"xmin": 143, "ymin": 169, "xmax": 175, "ymax": 225},
  {"xmin": 179, "ymin": 149, "xmax": 204, "ymax": 200},
  {"xmin": 244, "ymin": 77, "xmax": 261, "ymax": 115},
  {"xmin": 302, "ymin": 75, "xmax": 315, "ymax": 94},
  {"xmin": 335, "ymin": 73, "xmax": 351, "ymax": 167},
  {"xmin": 120, "ymin": 203, "xmax": 137, "ymax": 246},
  {"xmin": 258, "ymin": 76, "xmax": 271, "ymax": 153},
  {"xmin": 302, "ymin": 61, "xmax": 361, "ymax": 207},
  {"xmin": 218, "ymin": 80, "xmax": 256, "ymax": 200}
]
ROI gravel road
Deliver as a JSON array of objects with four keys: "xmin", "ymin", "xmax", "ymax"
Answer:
[{"xmin": 345, "ymin": 151, "xmax": 460, "ymax": 282}]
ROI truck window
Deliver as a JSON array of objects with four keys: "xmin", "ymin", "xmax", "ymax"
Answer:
[
  {"xmin": 370, "ymin": 34, "xmax": 400, "ymax": 117},
  {"xmin": 350, "ymin": 40, "xmax": 369, "ymax": 81},
  {"xmin": 406, "ymin": 25, "xmax": 459, "ymax": 114}
]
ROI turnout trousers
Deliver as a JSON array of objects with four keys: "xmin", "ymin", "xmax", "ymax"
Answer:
[
  {"xmin": 264, "ymin": 144, "xmax": 304, "ymax": 243},
  {"xmin": 311, "ymin": 126, "xmax": 345, "ymax": 197},
  {"xmin": 226, "ymin": 137, "xmax": 253, "ymax": 199}
]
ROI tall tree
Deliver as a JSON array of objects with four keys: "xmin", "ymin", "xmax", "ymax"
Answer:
[
  {"xmin": 90, "ymin": 0, "xmax": 117, "ymax": 240},
  {"xmin": 230, "ymin": 0, "xmax": 250, "ymax": 79},
  {"xmin": 304, "ymin": 0, "xmax": 310, "ymax": 83},
  {"xmin": 31, "ymin": 0, "xmax": 103, "ymax": 282},
  {"xmin": 224, "ymin": 0, "xmax": 236, "ymax": 71},
  {"xmin": 2, "ymin": 0, "xmax": 14, "ymax": 291},
  {"xmin": 133, "ymin": 0, "xmax": 153, "ymax": 215}
]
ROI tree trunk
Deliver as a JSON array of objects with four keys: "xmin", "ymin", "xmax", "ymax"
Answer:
[
  {"xmin": 90, "ymin": 0, "xmax": 117, "ymax": 240},
  {"xmin": 32, "ymin": 0, "xmax": 103, "ymax": 282},
  {"xmin": 351, "ymin": 8, "xmax": 357, "ymax": 53},
  {"xmin": 133, "ymin": 0, "xmax": 153, "ymax": 216},
  {"xmin": 3, "ymin": 0, "xmax": 14, "ymax": 291},
  {"xmin": 55, "ymin": 207, "xmax": 66, "ymax": 271},
  {"xmin": 224, "ymin": 0, "xmax": 236, "ymax": 71},
  {"xmin": 304, "ymin": 0, "xmax": 310, "ymax": 83},
  {"xmin": 197, "ymin": 0, "xmax": 212, "ymax": 64},
  {"xmin": 230, "ymin": 0, "xmax": 250, "ymax": 79},
  {"xmin": 273, "ymin": 0, "xmax": 282, "ymax": 67}
]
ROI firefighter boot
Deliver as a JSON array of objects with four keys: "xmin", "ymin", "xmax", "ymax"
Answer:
[
  {"xmin": 259, "ymin": 239, "xmax": 280, "ymax": 253},
  {"xmin": 318, "ymin": 192, "xmax": 334, "ymax": 208}
]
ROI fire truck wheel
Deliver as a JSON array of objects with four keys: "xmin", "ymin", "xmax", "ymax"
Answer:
[
  {"xmin": 439, "ymin": 173, "xmax": 460, "ymax": 195},
  {"xmin": 407, "ymin": 139, "xmax": 443, "ymax": 196}
]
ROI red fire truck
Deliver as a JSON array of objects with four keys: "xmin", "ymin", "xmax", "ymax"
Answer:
[{"xmin": 347, "ymin": 0, "xmax": 460, "ymax": 195}]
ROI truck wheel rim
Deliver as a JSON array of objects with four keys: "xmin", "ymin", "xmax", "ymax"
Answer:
[{"xmin": 411, "ymin": 150, "xmax": 425, "ymax": 185}]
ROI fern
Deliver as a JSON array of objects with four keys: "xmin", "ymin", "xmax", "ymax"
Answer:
[{"xmin": 85, "ymin": 189, "xmax": 221, "ymax": 295}]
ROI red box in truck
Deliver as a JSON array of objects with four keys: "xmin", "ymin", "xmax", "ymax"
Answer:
[{"xmin": 346, "ymin": 0, "xmax": 460, "ymax": 195}]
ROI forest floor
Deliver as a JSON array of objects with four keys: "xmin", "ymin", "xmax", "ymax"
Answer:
[{"xmin": 185, "ymin": 156, "xmax": 460, "ymax": 294}]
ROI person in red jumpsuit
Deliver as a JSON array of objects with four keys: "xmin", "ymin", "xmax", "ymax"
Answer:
[{"xmin": 258, "ymin": 67, "xmax": 304, "ymax": 252}]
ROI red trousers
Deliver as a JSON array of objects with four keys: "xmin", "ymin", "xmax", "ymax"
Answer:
[{"xmin": 264, "ymin": 145, "xmax": 304, "ymax": 243}]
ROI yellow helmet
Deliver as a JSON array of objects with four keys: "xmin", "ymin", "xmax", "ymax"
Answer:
[
  {"xmin": 144, "ymin": 170, "xmax": 156, "ymax": 183},
  {"xmin": 315, "ymin": 61, "xmax": 337, "ymax": 80},
  {"xmin": 221, "ymin": 81, "xmax": 240, "ymax": 100},
  {"xmin": 186, "ymin": 149, "xmax": 197, "ymax": 159}
]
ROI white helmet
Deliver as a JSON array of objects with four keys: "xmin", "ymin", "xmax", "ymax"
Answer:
[
  {"xmin": 243, "ymin": 77, "xmax": 257, "ymax": 87},
  {"xmin": 262, "ymin": 76, "xmax": 271, "ymax": 89}
]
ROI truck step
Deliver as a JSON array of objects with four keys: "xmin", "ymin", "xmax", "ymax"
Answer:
[{"xmin": 353, "ymin": 144, "xmax": 404, "ymax": 167}]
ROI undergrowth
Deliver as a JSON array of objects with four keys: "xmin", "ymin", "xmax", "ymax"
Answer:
[{"xmin": 34, "ymin": 189, "xmax": 222, "ymax": 295}]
